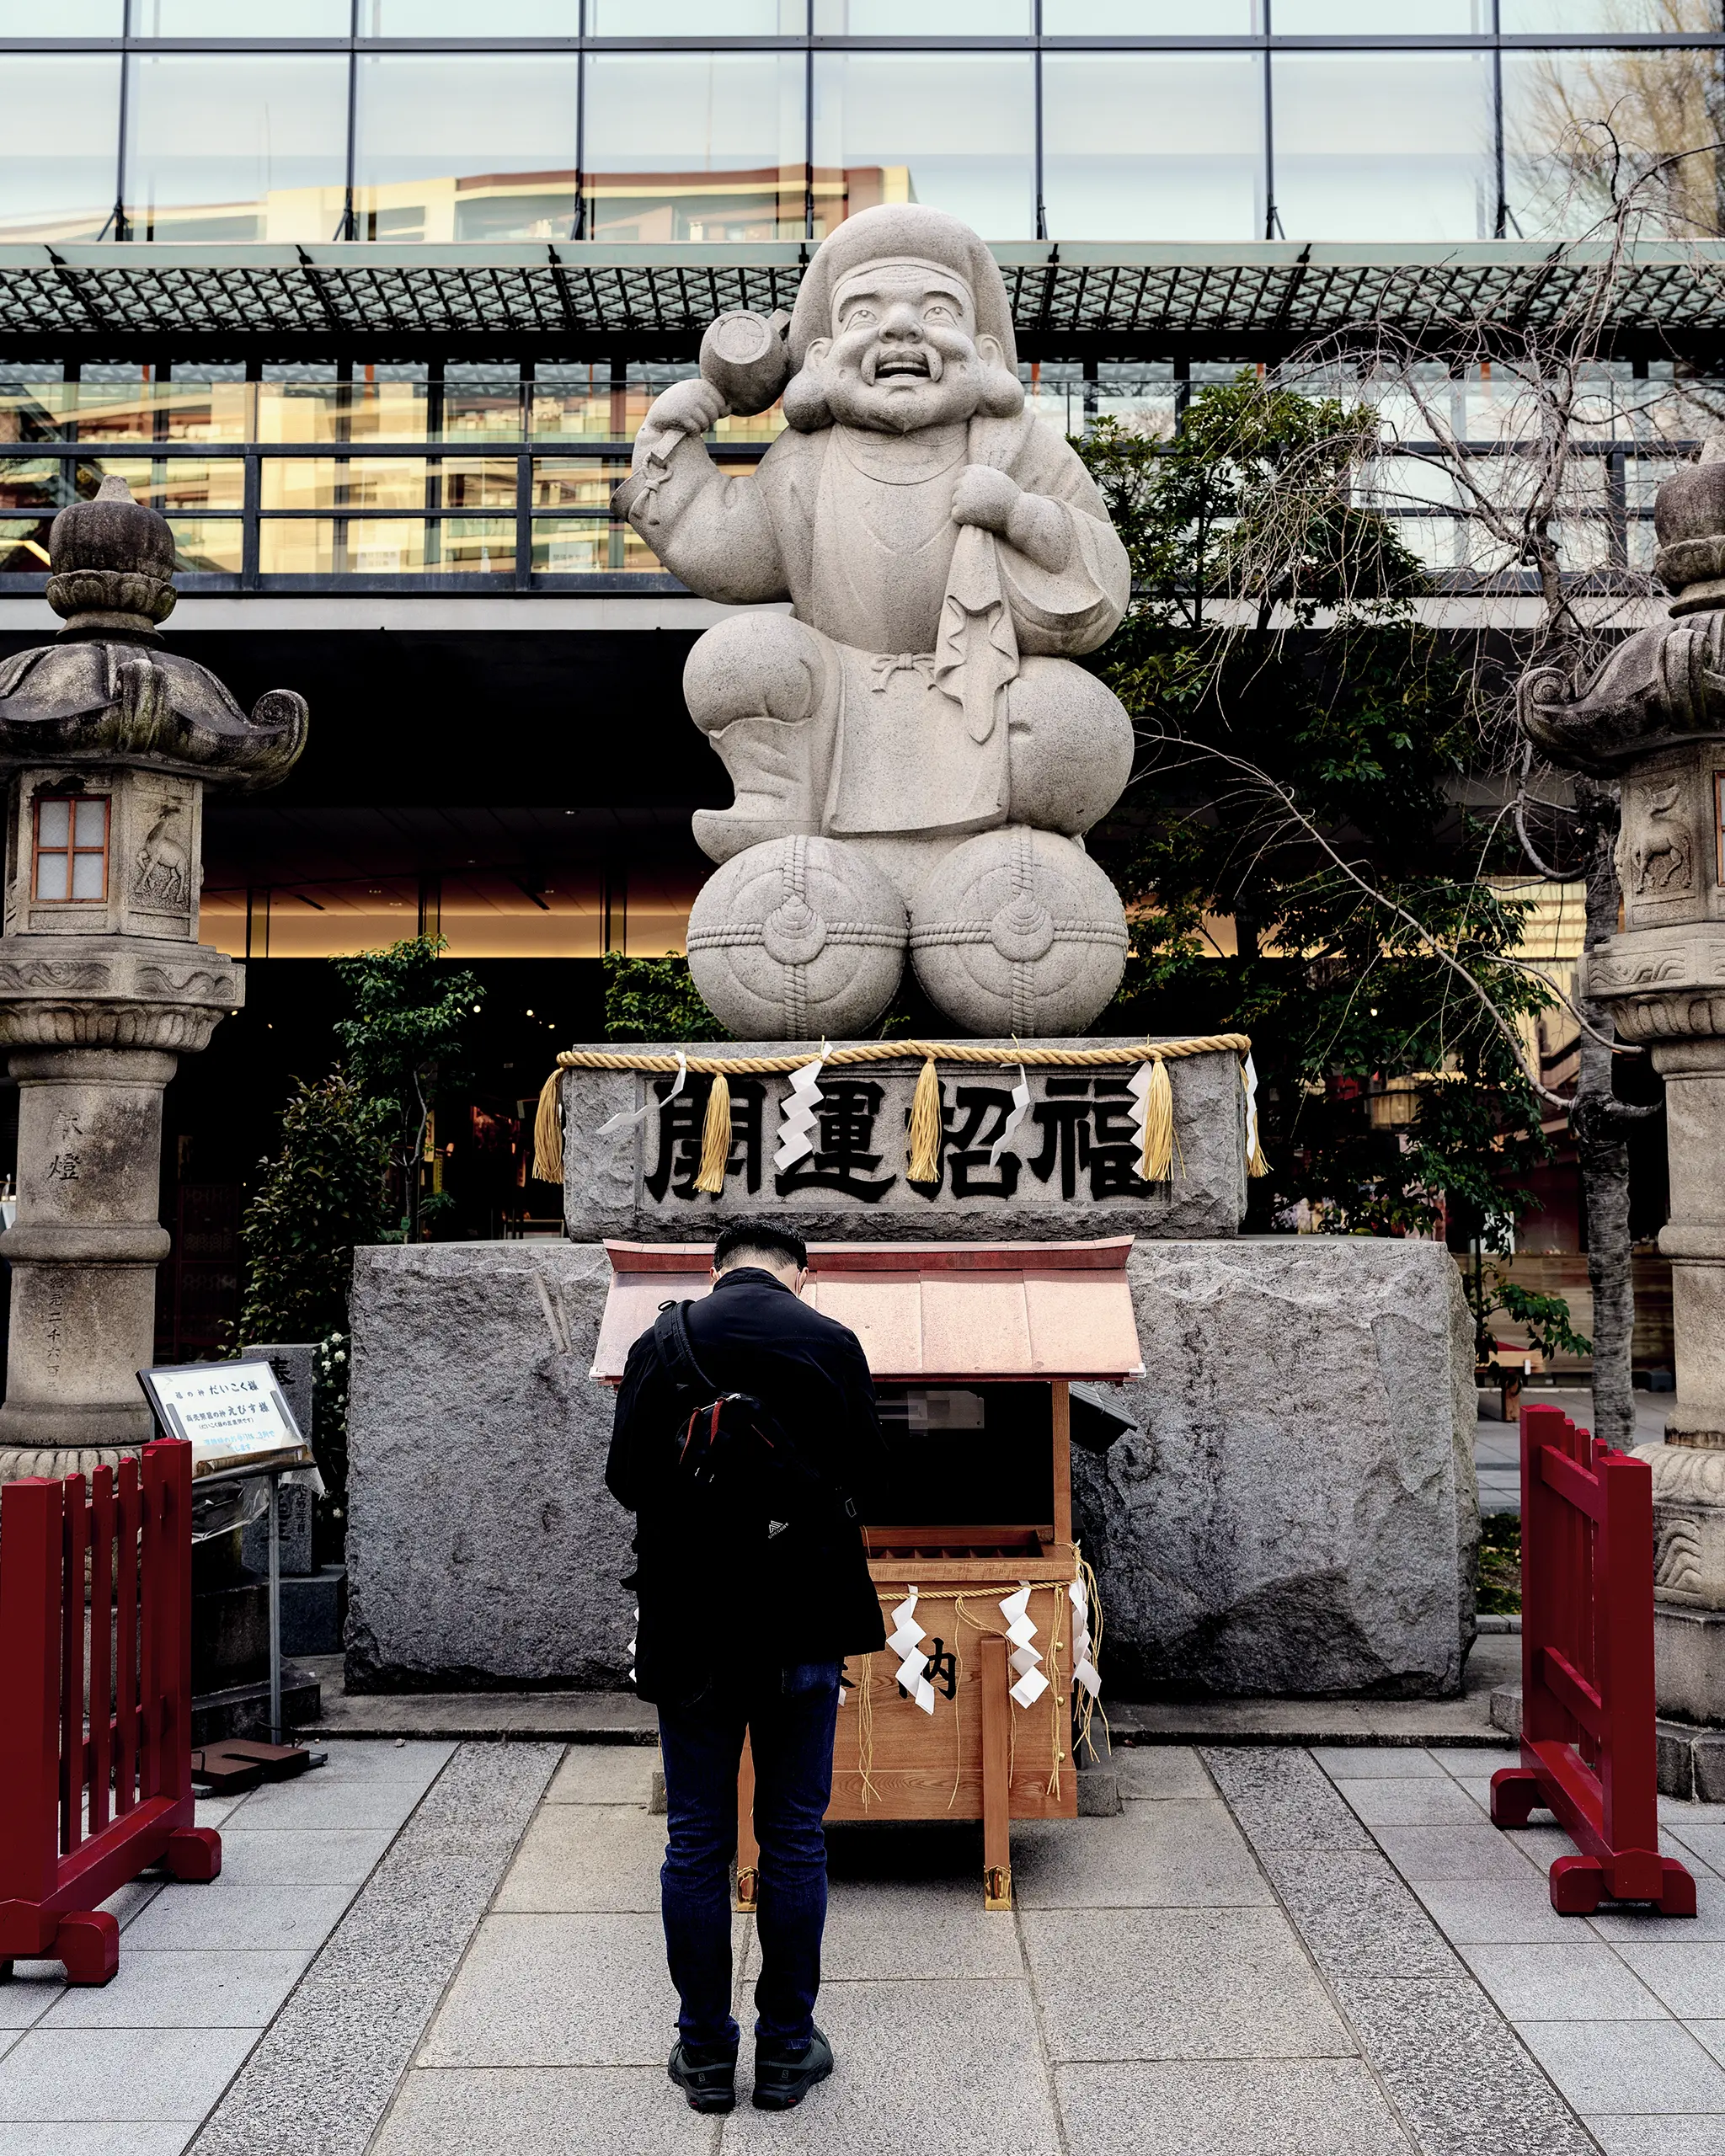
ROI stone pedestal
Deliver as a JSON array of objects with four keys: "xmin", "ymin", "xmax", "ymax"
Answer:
[
  {"xmin": 342, "ymin": 1233, "xmax": 1477, "ymax": 1697},
  {"xmin": 0, "ymin": 1037, "xmax": 226, "ymax": 1469},
  {"xmin": 1653, "ymin": 1607, "xmax": 1725, "ymax": 1726},
  {"xmin": 560, "ymin": 1036, "xmax": 1248, "ymax": 1245}
]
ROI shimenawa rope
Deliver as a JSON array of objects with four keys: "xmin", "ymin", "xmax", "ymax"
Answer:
[{"xmin": 532, "ymin": 1033, "xmax": 1262, "ymax": 1189}]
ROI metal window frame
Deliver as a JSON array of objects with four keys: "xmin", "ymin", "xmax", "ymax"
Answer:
[
  {"xmin": 0, "ymin": 424, "xmax": 1687, "ymax": 599},
  {"xmin": 3, "ymin": 22, "xmax": 1722, "ymax": 260}
]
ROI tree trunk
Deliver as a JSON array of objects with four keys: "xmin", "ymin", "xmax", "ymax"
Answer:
[{"xmin": 1573, "ymin": 776, "xmax": 1636, "ymax": 1449}]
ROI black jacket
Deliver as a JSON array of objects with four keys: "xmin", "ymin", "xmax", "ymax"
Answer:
[{"xmin": 606, "ymin": 1267, "xmax": 889, "ymax": 1703}]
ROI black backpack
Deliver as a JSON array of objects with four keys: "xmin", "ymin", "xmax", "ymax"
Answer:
[{"xmin": 649, "ymin": 1299, "xmax": 828, "ymax": 1534}]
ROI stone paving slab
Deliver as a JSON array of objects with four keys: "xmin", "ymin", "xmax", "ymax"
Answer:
[
  {"xmin": 372, "ymin": 2067, "xmax": 719, "ymax": 2156},
  {"xmin": 0, "ymin": 2028, "xmax": 260, "ymax": 2126},
  {"xmin": 121, "ymin": 1881, "xmax": 360, "ymax": 1954},
  {"xmin": 722, "ymin": 1977, "xmax": 1062, "ymax": 2155},
  {"xmin": 419, "ymin": 1913, "xmax": 719, "ymax": 2069},
  {"xmin": 1110, "ymin": 1745, "xmax": 1215, "ymax": 1799},
  {"xmin": 1583, "ymin": 2120, "xmax": 1725, "ymax": 2154},
  {"xmin": 544, "ymin": 1745, "xmax": 660, "ymax": 1805},
  {"xmin": 39, "ymin": 1951, "xmax": 314, "ymax": 2033},
  {"xmin": 204, "ymin": 1827, "xmax": 398, "ymax": 1887},
  {"xmin": 493, "ymin": 1801, "xmax": 667, "ymax": 1913},
  {"xmin": 1616, "ymin": 1944, "xmax": 1725, "ymax": 2019},
  {"xmin": 1333, "ymin": 1778, "xmax": 1488, "ymax": 1826},
  {"xmin": 1258, "ymin": 1849, "xmax": 1466, "ymax": 1982},
  {"xmin": 820, "ymin": 1879, "xmax": 1028, "ymax": 1981},
  {"xmin": 1011, "ymin": 1801, "xmax": 1273, "ymax": 1909},
  {"xmin": 0, "ymin": 2127, "xmax": 211, "ymax": 2156},
  {"xmin": 1054, "ymin": 2058, "xmax": 1414, "ymax": 2156},
  {"xmin": 1332, "ymin": 1977, "xmax": 1599, "ymax": 2155},
  {"xmin": 1519, "ymin": 2020, "xmax": 1725, "ymax": 2119},
  {"xmin": 1458, "ymin": 1941, "xmax": 1670, "ymax": 2022},
  {"xmin": 1022, "ymin": 1905, "xmax": 1356, "ymax": 2063}
]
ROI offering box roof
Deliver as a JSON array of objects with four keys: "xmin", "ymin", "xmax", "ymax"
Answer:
[{"xmin": 591, "ymin": 1237, "xmax": 1142, "ymax": 1385}]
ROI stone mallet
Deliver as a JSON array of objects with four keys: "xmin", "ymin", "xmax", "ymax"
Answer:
[{"xmin": 698, "ymin": 309, "xmax": 793, "ymax": 417}]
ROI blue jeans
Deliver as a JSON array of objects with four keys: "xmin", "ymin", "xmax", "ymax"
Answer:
[{"xmin": 658, "ymin": 1660, "xmax": 842, "ymax": 2051}]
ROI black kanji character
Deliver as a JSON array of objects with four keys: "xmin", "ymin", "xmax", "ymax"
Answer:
[
  {"xmin": 644, "ymin": 1075, "xmax": 766, "ymax": 1202},
  {"xmin": 943, "ymin": 1085, "xmax": 1023, "ymax": 1199},
  {"xmin": 776, "ymin": 1078, "xmax": 896, "ymax": 1201},
  {"xmin": 1026, "ymin": 1075, "xmax": 1151, "ymax": 1201},
  {"xmin": 899, "ymin": 1637, "xmax": 958, "ymax": 1701}
]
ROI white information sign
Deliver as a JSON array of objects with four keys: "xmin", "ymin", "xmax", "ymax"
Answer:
[{"xmin": 138, "ymin": 1359, "xmax": 312, "ymax": 1476}]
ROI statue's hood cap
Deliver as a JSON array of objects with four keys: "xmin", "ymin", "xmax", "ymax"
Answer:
[{"xmin": 788, "ymin": 205, "xmax": 1018, "ymax": 372}]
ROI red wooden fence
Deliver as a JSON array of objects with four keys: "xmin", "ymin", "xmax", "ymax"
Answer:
[
  {"xmin": 0, "ymin": 1438, "xmax": 221, "ymax": 1985},
  {"xmin": 1491, "ymin": 1404, "xmax": 1695, "ymax": 1916}
]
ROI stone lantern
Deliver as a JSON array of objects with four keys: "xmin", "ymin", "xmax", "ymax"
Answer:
[
  {"xmin": 0, "ymin": 476, "xmax": 305, "ymax": 1481},
  {"xmin": 1519, "ymin": 441, "xmax": 1725, "ymax": 1721}
]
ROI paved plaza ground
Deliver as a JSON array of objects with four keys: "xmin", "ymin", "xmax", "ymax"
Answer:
[
  {"xmin": 1, "ymin": 1405, "xmax": 1713, "ymax": 2156},
  {"xmin": 0, "ymin": 1732, "xmax": 1720, "ymax": 2156}
]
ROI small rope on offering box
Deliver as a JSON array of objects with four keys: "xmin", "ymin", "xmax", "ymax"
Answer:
[
  {"xmin": 841, "ymin": 1564, "xmax": 1100, "ymax": 1812},
  {"xmin": 533, "ymin": 1034, "xmax": 1269, "ymax": 1191}
]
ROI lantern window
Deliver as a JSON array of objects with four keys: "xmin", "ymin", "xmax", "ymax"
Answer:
[{"xmin": 33, "ymin": 794, "xmax": 109, "ymax": 904}]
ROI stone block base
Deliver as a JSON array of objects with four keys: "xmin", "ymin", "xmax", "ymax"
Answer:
[
  {"xmin": 190, "ymin": 1667, "xmax": 320, "ymax": 1748},
  {"xmin": 344, "ymin": 1232, "xmax": 1477, "ymax": 1700},
  {"xmin": 1655, "ymin": 1603, "xmax": 1725, "ymax": 1726},
  {"xmin": 1076, "ymin": 1236, "xmax": 1478, "ymax": 1700},
  {"xmin": 281, "ymin": 1565, "xmax": 347, "ymax": 1657},
  {"xmin": 1491, "ymin": 1681, "xmax": 1725, "ymax": 1801},
  {"xmin": 191, "ymin": 1577, "xmax": 270, "ymax": 1695}
]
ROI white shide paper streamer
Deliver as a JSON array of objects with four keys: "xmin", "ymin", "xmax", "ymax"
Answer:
[
  {"xmin": 1127, "ymin": 1059, "xmax": 1154, "ymax": 1162},
  {"xmin": 987, "ymin": 1064, "xmax": 1032, "ymax": 1168},
  {"xmin": 1000, "ymin": 1586, "xmax": 1049, "ymax": 1709},
  {"xmin": 1070, "ymin": 1577, "xmax": 1101, "ymax": 1701},
  {"xmin": 1242, "ymin": 1052, "xmax": 1262, "ymax": 1166},
  {"xmin": 596, "ymin": 1049, "xmax": 687, "ymax": 1138},
  {"xmin": 888, "ymin": 1587, "xmax": 936, "ymax": 1715},
  {"xmin": 773, "ymin": 1055, "xmax": 825, "ymax": 1171}
]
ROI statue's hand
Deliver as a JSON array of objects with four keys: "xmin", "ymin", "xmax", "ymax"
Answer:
[
  {"xmin": 633, "ymin": 377, "xmax": 729, "ymax": 468},
  {"xmin": 951, "ymin": 464, "xmax": 1020, "ymax": 535}
]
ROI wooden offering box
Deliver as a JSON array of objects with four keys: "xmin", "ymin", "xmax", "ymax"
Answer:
[{"xmin": 594, "ymin": 1236, "xmax": 1143, "ymax": 1910}]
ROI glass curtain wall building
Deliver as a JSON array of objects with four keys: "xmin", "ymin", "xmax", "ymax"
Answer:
[{"xmin": 0, "ymin": 1, "xmax": 1717, "ymax": 1289}]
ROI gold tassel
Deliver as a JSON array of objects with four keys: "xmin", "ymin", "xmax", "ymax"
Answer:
[
  {"xmin": 1138, "ymin": 1055, "xmax": 1174, "ymax": 1182},
  {"xmin": 531, "ymin": 1065, "xmax": 565, "ymax": 1187},
  {"xmin": 905, "ymin": 1055, "xmax": 942, "ymax": 1182},
  {"xmin": 693, "ymin": 1071, "xmax": 732, "ymax": 1193}
]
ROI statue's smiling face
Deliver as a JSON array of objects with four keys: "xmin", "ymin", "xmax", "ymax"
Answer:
[{"xmin": 821, "ymin": 263, "xmax": 996, "ymax": 435}]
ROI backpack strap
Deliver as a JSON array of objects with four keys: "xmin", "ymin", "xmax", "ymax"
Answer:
[{"xmin": 652, "ymin": 1298, "xmax": 717, "ymax": 1401}]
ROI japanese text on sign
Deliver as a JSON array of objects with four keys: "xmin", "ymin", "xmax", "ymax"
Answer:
[
  {"xmin": 138, "ymin": 1359, "xmax": 311, "ymax": 1474},
  {"xmin": 638, "ymin": 1070, "xmax": 1153, "ymax": 1207}
]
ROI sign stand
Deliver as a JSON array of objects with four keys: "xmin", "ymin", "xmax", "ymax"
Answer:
[
  {"xmin": 136, "ymin": 1359, "xmax": 317, "ymax": 1749},
  {"xmin": 187, "ymin": 1459, "xmax": 290, "ymax": 1743}
]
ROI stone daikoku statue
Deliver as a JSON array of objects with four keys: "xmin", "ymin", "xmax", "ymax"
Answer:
[{"xmin": 613, "ymin": 204, "xmax": 1135, "ymax": 1038}]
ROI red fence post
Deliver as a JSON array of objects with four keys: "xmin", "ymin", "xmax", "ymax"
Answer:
[
  {"xmin": 1491, "ymin": 1405, "xmax": 1696, "ymax": 1917},
  {"xmin": 149, "ymin": 1440, "xmax": 219, "ymax": 1883},
  {"xmin": 0, "ymin": 1477, "xmax": 67, "ymax": 1959}
]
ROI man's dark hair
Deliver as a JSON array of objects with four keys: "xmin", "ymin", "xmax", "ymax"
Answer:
[{"xmin": 713, "ymin": 1218, "xmax": 808, "ymax": 1273}]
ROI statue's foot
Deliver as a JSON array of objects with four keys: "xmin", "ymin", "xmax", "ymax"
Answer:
[
  {"xmin": 692, "ymin": 805, "xmax": 809, "ymax": 865},
  {"xmin": 908, "ymin": 825, "xmax": 1129, "ymax": 1035},
  {"xmin": 686, "ymin": 835, "xmax": 907, "ymax": 1039}
]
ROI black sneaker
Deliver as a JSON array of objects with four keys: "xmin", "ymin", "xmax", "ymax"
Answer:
[
  {"xmin": 667, "ymin": 2036, "xmax": 738, "ymax": 2114},
  {"xmin": 753, "ymin": 2024, "xmax": 835, "ymax": 2111}
]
